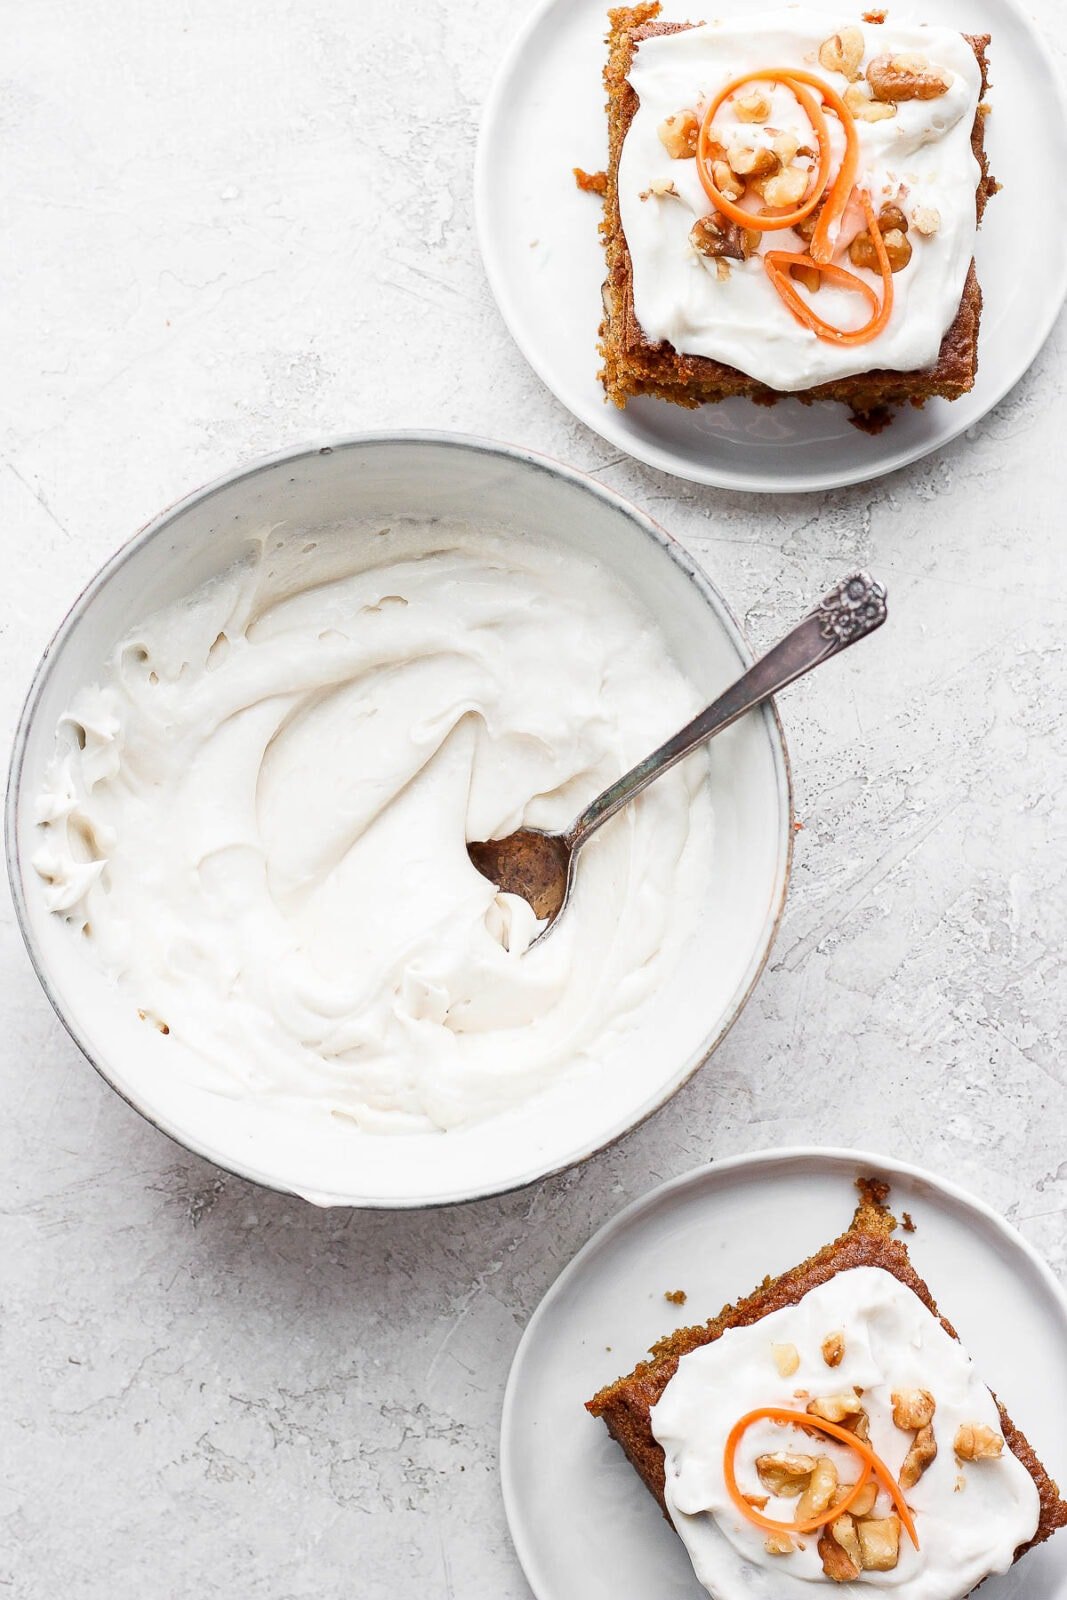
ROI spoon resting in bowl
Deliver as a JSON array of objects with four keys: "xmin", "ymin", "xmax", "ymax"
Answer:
[{"xmin": 467, "ymin": 570, "xmax": 887, "ymax": 946}]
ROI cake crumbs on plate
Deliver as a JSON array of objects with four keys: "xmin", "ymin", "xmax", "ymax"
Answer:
[
  {"xmin": 574, "ymin": 166, "xmax": 608, "ymax": 195},
  {"xmin": 902, "ymin": 1210, "xmax": 917, "ymax": 1232},
  {"xmin": 664, "ymin": 1288, "xmax": 687, "ymax": 1305}
]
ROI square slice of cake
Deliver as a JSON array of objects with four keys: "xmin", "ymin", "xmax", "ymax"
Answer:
[
  {"xmin": 586, "ymin": 1180, "xmax": 1067, "ymax": 1598},
  {"xmin": 597, "ymin": 6, "xmax": 996, "ymax": 423}
]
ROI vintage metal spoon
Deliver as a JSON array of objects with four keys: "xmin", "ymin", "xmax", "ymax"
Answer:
[{"xmin": 467, "ymin": 571, "xmax": 887, "ymax": 945}]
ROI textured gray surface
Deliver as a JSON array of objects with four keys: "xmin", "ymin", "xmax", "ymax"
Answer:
[{"xmin": 2, "ymin": 2, "xmax": 1066, "ymax": 1596}]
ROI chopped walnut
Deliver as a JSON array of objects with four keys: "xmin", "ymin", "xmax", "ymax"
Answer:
[
  {"xmin": 638, "ymin": 178, "xmax": 679, "ymax": 200},
  {"xmin": 744, "ymin": 1493, "xmax": 769, "ymax": 1510},
  {"xmin": 818, "ymin": 26, "xmax": 865, "ymax": 81},
  {"xmin": 843, "ymin": 82, "xmax": 898, "ymax": 121},
  {"xmin": 758, "ymin": 164, "xmax": 809, "ymax": 208},
  {"xmin": 657, "ymin": 109, "xmax": 700, "ymax": 159},
  {"xmin": 712, "ymin": 158, "xmax": 745, "ymax": 201},
  {"xmin": 818, "ymin": 1519, "xmax": 861, "ymax": 1583},
  {"xmin": 756, "ymin": 1451, "xmax": 819, "ymax": 1497},
  {"xmin": 821, "ymin": 1331, "xmax": 845, "ymax": 1368},
  {"xmin": 900, "ymin": 1423, "xmax": 938, "ymax": 1489},
  {"xmin": 727, "ymin": 142, "xmax": 778, "ymax": 178},
  {"xmin": 858, "ymin": 1516, "xmax": 901, "ymax": 1571},
  {"xmin": 765, "ymin": 1531, "xmax": 795, "ymax": 1556},
  {"xmin": 912, "ymin": 204, "xmax": 941, "ymax": 235},
  {"xmin": 832, "ymin": 1514, "xmax": 863, "ymax": 1571},
  {"xmin": 773, "ymin": 1342, "xmax": 801, "ymax": 1377},
  {"xmin": 796, "ymin": 1456, "xmax": 839, "ymax": 1523},
  {"xmin": 850, "ymin": 220, "xmax": 912, "ymax": 273},
  {"xmin": 867, "ymin": 52, "xmax": 951, "ymax": 102},
  {"xmin": 879, "ymin": 202, "xmax": 910, "ymax": 235},
  {"xmin": 863, "ymin": 7, "xmax": 887, "ymax": 20},
  {"xmin": 834, "ymin": 1480, "xmax": 877, "ymax": 1517},
  {"xmin": 891, "ymin": 1388, "xmax": 936, "ymax": 1430},
  {"xmin": 807, "ymin": 1392, "xmax": 865, "ymax": 1424},
  {"xmin": 955, "ymin": 1422, "xmax": 1004, "ymax": 1461},
  {"xmin": 770, "ymin": 129, "xmax": 801, "ymax": 165},
  {"xmin": 689, "ymin": 213, "xmax": 757, "ymax": 262},
  {"xmin": 735, "ymin": 89, "xmax": 771, "ymax": 122},
  {"xmin": 790, "ymin": 262, "xmax": 821, "ymax": 294}
]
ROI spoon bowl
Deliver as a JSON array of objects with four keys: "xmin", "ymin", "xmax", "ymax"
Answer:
[{"xmin": 468, "ymin": 570, "xmax": 887, "ymax": 944}]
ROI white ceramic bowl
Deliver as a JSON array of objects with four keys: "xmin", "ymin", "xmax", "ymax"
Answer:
[{"xmin": 6, "ymin": 434, "xmax": 792, "ymax": 1207}]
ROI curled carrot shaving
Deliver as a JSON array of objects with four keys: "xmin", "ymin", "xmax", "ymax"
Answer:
[
  {"xmin": 764, "ymin": 192, "xmax": 894, "ymax": 345},
  {"xmin": 696, "ymin": 69, "xmax": 858, "ymax": 261},
  {"xmin": 722, "ymin": 1407, "xmax": 920, "ymax": 1549}
]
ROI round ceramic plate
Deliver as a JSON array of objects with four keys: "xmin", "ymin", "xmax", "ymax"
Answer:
[
  {"xmin": 501, "ymin": 1148, "xmax": 1067, "ymax": 1599},
  {"xmin": 476, "ymin": 0, "xmax": 1067, "ymax": 492}
]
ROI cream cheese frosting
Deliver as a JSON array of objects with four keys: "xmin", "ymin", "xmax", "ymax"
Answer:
[
  {"xmin": 618, "ymin": 10, "xmax": 983, "ymax": 389},
  {"xmin": 32, "ymin": 519, "xmax": 713, "ymax": 1133},
  {"xmin": 649, "ymin": 1266, "xmax": 1040, "ymax": 1598}
]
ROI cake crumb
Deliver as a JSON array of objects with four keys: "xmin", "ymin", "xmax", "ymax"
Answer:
[
  {"xmin": 902, "ymin": 1211, "xmax": 917, "ymax": 1233},
  {"xmin": 574, "ymin": 166, "xmax": 608, "ymax": 195},
  {"xmin": 664, "ymin": 1288, "xmax": 687, "ymax": 1305},
  {"xmin": 862, "ymin": 7, "xmax": 887, "ymax": 20},
  {"xmin": 793, "ymin": 819, "xmax": 805, "ymax": 832}
]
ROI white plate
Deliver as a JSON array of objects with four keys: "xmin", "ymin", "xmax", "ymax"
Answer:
[
  {"xmin": 476, "ymin": 0, "xmax": 1067, "ymax": 493},
  {"xmin": 501, "ymin": 1148, "xmax": 1067, "ymax": 1599}
]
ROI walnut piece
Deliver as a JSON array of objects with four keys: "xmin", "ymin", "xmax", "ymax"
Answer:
[
  {"xmin": 759, "ymin": 164, "xmax": 809, "ymax": 209},
  {"xmin": 834, "ymin": 1480, "xmax": 877, "ymax": 1518},
  {"xmin": 735, "ymin": 89, "xmax": 771, "ymax": 122},
  {"xmin": 900, "ymin": 1422, "xmax": 938, "ymax": 1489},
  {"xmin": 765, "ymin": 1531, "xmax": 795, "ymax": 1556},
  {"xmin": 790, "ymin": 262, "xmax": 821, "ymax": 294},
  {"xmin": 849, "ymin": 202, "xmax": 913, "ymax": 274},
  {"xmin": 818, "ymin": 26, "xmax": 865, "ymax": 81},
  {"xmin": 712, "ymin": 158, "xmax": 745, "ymax": 201},
  {"xmin": 807, "ymin": 1392, "xmax": 865, "ymax": 1424},
  {"xmin": 638, "ymin": 178, "xmax": 679, "ymax": 200},
  {"xmin": 818, "ymin": 1518, "xmax": 861, "ymax": 1583},
  {"xmin": 955, "ymin": 1422, "xmax": 1004, "ymax": 1461},
  {"xmin": 728, "ymin": 142, "xmax": 779, "ymax": 178},
  {"xmin": 755, "ymin": 1451, "xmax": 819, "ymax": 1497},
  {"xmin": 657, "ymin": 110, "xmax": 700, "ymax": 159},
  {"xmin": 689, "ymin": 214, "xmax": 758, "ymax": 262},
  {"xmin": 821, "ymin": 1331, "xmax": 845, "ymax": 1368},
  {"xmin": 843, "ymin": 82, "xmax": 898, "ymax": 121},
  {"xmin": 867, "ymin": 52, "xmax": 951, "ymax": 102},
  {"xmin": 796, "ymin": 1456, "xmax": 839, "ymax": 1523},
  {"xmin": 773, "ymin": 1342, "xmax": 801, "ymax": 1377},
  {"xmin": 912, "ymin": 204, "xmax": 941, "ymax": 235},
  {"xmin": 891, "ymin": 1388, "xmax": 936, "ymax": 1430},
  {"xmin": 858, "ymin": 1516, "xmax": 902, "ymax": 1571}
]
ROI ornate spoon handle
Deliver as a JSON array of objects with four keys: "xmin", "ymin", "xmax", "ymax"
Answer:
[{"xmin": 569, "ymin": 572, "xmax": 887, "ymax": 850}]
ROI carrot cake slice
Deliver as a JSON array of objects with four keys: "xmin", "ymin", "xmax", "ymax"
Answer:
[
  {"xmin": 587, "ymin": 1180, "xmax": 1067, "ymax": 1597},
  {"xmin": 597, "ymin": 6, "xmax": 996, "ymax": 422}
]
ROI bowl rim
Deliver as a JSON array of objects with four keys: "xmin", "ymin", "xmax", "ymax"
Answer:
[{"xmin": 4, "ymin": 429, "xmax": 794, "ymax": 1208}]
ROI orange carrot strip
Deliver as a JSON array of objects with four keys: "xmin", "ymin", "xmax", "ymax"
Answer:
[
  {"xmin": 697, "ymin": 70, "xmax": 831, "ymax": 233},
  {"xmin": 763, "ymin": 192, "xmax": 894, "ymax": 345},
  {"xmin": 722, "ymin": 1407, "xmax": 920, "ymax": 1548},
  {"xmin": 696, "ymin": 68, "xmax": 858, "ymax": 257}
]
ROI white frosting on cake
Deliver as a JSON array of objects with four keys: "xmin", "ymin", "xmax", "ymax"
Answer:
[
  {"xmin": 650, "ymin": 1266, "xmax": 1040, "ymax": 1598},
  {"xmin": 618, "ymin": 11, "xmax": 983, "ymax": 389}
]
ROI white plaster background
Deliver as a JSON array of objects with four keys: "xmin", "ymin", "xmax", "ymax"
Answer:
[{"xmin": 1, "ymin": 2, "xmax": 1065, "ymax": 1595}]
